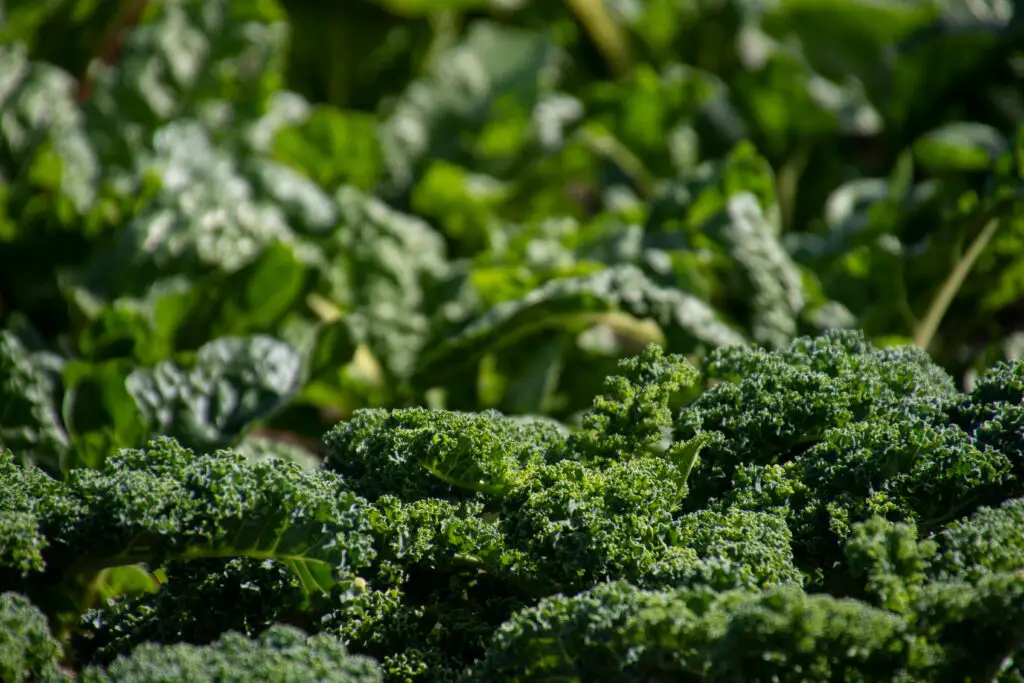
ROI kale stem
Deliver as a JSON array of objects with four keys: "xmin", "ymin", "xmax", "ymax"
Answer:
[
  {"xmin": 914, "ymin": 216, "xmax": 1001, "ymax": 351},
  {"xmin": 564, "ymin": 0, "xmax": 632, "ymax": 78}
]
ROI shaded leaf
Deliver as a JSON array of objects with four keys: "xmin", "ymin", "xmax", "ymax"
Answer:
[{"xmin": 125, "ymin": 335, "xmax": 303, "ymax": 451}]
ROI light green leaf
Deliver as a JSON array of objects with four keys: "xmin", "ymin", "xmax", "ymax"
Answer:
[
  {"xmin": 913, "ymin": 122, "xmax": 1009, "ymax": 172},
  {"xmin": 379, "ymin": 21, "xmax": 558, "ymax": 189}
]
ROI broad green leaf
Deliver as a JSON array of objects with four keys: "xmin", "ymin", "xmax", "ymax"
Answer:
[
  {"xmin": 761, "ymin": 0, "xmax": 936, "ymax": 92},
  {"xmin": 411, "ymin": 161, "xmax": 511, "ymax": 253},
  {"xmin": 80, "ymin": 121, "xmax": 320, "ymax": 298},
  {"xmin": 416, "ymin": 265, "xmax": 745, "ymax": 385},
  {"xmin": 0, "ymin": 43, "xmax": 99, "ymax": 300},
  {"xmin": 61, "ymin": 358, "xmax": 147, "ymax": 470},
  {"xmin": 235, "ymin": 433, "xmax": 321, "ymax": 471},
  {"xmin": 584, "ymin": 62, "xmax": 727, "ymax": 177},
  {"xmin": 913, "ymin": 122, "xmax": 1009, "ymax": 172},
  {"xmin": 248, "ymin": 160, "xmax": 338, "ymax": 235},
  {"xmin": 0, "ymin": 0, "xmax": 68, "ymax": 47},
  {"xmin": 303, "ymin": 318, "xmax": 359, "ymax": 382},
  {"xmin": 0, "ymin": 44, "xmax": 98, "ymax": 217},
  {"xmin": 884, "ymin": 11, "xmax": 1020, "ymax": 133},
  {"xmin": 92, "ymin": 565, "xmax": 161, "ymax": 603},
  {"xmin": 372, "ymin": 0, "xmax": 518, "ymax": 16},
  {"xmin": 379, "ymin": 21, "xmax": 558, "ymax": 189},
  {"xmin": 332, "ymin": 186, "xmax": 449, "ymax": 382},
  {"xmin": 85, "ymin": 0, "xmax": 289, "ymax": 160},
  {"xmin": 647, "ymin": 143, "xmax": 805, "ymax": 349},
  {"xmin": 500, "ymin": 339, "xmax": 566, "ymax": 415},
  {"xmin": 272, "ymin": 106, "xmax": 384, "ymax": 192},
  {"xmin": 70, "ymin": 276, "xmax": 197, "ymax": 364},
  {"xmin": 211, "ymin": 241, "xmax": 311, "ymax": 337},
  {"xmin": 707, "ymin": 192, "xmax": 805, "ymax": 349}
]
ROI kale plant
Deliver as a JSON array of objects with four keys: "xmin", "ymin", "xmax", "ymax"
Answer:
[{"xmin": 4, "ymin": 332, "xmax": 1024, "ymax": 681}]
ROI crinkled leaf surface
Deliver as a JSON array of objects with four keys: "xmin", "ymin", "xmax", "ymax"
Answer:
[
  {"xmin": 125, "ymin": 335, "xmax": 303, "ymax": 451},
  {"xmin": 0, "ymin": 331, "xmax": 69, "ymax": 472}
]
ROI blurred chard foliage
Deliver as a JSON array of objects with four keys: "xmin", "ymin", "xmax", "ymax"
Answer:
[{"xmin": 2, "ymin": 0, "xmax": 1024, "ymax": 474}]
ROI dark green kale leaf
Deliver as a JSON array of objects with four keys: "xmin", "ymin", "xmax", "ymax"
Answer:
[
  {"xmin": 678, "ymin": 330, "xmax": 960, "ymax": 506},
  {"xmin": 677, "ymin": 330, "xmax": 1013, "ymax": 588},
  {"xmin": 1, "ymin": 437, "xmax": 376, "ymax": 643},
  {"xmin": 638, "ymin": 509, "xmax": 804, "ymax": 592},
  {"xmin": 0, "ymin": 592, "xmax": 64, "ymax": 683},
  {"xmin": 784, "ymin": 417, "xmax": 1010, "ymax": 575},
  {"xmin": 909, "ymin": 570, "xmax": 1024, "ymax": 683},
  {"xmin": 73, "ymin": 557, "xmax": 309, "ymax": 669},
  {"xmin": 0, "ymin": 449, "xmax": 61, "ymax": 577},
  {"xmin": 80, "ymin": 624, "xmax": 381, "ymax": 683},
  {"xmin": 467, "ymin": 581, "xmax": 917, "ymax": 683},
  {"xmin": 928, "ymin": 496, "xmax": 1024, "ymax": 583},
  {"xmin": 567, "ymin": 343, "xmax": 699, "ymax": 462},
  {"xmin": 323, "ymin": 407, "xmax": 565, "ymax": 502},
  {"xmin": 948, "ymin": 358, "xmax": 1024, "ymax": 478}
]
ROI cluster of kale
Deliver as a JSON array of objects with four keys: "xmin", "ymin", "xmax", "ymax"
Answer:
[{"xmin": 2, "ymin": 330, "xmax": 1022, "ymax": 681}]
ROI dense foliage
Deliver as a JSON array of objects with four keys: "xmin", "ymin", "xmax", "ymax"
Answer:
[
  {"xmin": 3, "ymin": 331, "xmax": 1024, "ymax": 680},
  {"xmin": 1, "ymin": 0, "xmax": 1024, "ymax": 468},
  {"xmin": 2, "ymin": 0, "xmax": 1024, "ymax": 679}
]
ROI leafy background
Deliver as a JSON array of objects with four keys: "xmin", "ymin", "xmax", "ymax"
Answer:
[{"xmin": 2, "ymin": 0, "xmax": 1024, "ymax": 477}]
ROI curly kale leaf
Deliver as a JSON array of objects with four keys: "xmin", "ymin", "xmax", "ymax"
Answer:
[
  {"xmin": 79, "ymin": 624, "xmax": 381, "ymax": 683},
  {"xmin": 49, "ymin": 437, "xmax": 374, "ymax": 592},
  {"xmin": 323, "ymin": 408, "xmax": 565, "ymax": 502},
  {"xmin": 638, "ymin": 509, "xmax": 803, "ymax": 592},
  {"xmin": 568, "ymin": 343, "xmax": 699, "ymax": 462},
  {"xmin": 708, "ymin": 586, "xmax": 917, "ymax": 683},
  {"xmin": 0, "ymin": 450, "xmax": 60, "ymax": 577},
  {"xmin": 842, "ymin": 517, "xmax": 937, "ymax": 614},
  {"xmin": 909, "ymin": 570, "xmax": 1024, "ymax": 683},
  {"xmin": 74, "ymin": 557, "xmax": 310, "ymax": 669},
  {"xmin": 0, "ymin": 592, "xmax": 64, "ymax": 683},
  {"xmin": 677, "ymin": 331, "xmax": 1012, "ymax": 587},
  {"xmin": 468, "ymin": 582, "xmax": 917, "ymax": 683},
  {"xmin": 678, "ymin": 330, "xmax": 960, "ymax": 506},
  {"xmin": 328, "ymin": 498, "xmax": 527, "ymax": 683},
  {"xmin": 369, "ymin": 496, "xmax": 505, "ymax": 574},
  {"xmin": 3, "ymin": 436, "xmax": 375, "ymax": 642},
  {"xmin": 466, "ymin": 581, "xmax": 711, "ymax": 682},
  {"xmin": 498, "ymin": 456, "xmax": 694, "ymax": 593},
  {"xmin": 948, "ymin": 358, "xmax": 1024, "ymax": 478},
  {"xmin": 783, "ymin": 417, "xmax": 1011, "ymax": 573},
  {"xmin": 498, "ymin": 464, "xmax": 799, "ymax": 596},
  {"xmin": 929, "ymin": 496, "xmax": 1024, "ymax": 583},
  {"xmin": 324, "ymin": 575, "xmax": 526, "ymax": 683}
]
